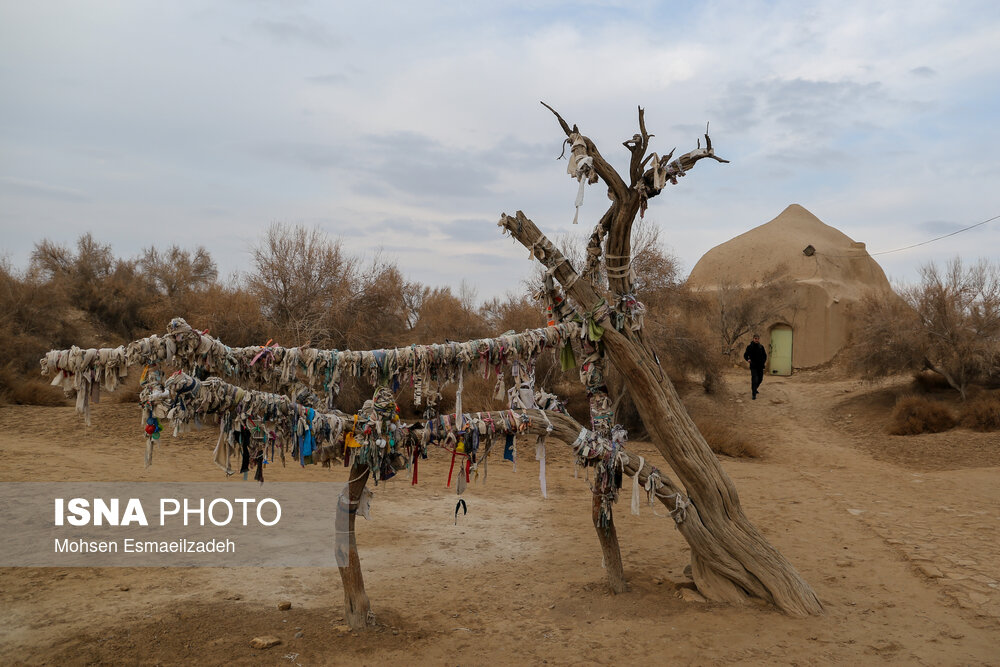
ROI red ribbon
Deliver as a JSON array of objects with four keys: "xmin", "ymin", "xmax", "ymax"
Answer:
[{"xmin": 447, "ymin": 448, "xmax": 457, "ymax": 487}]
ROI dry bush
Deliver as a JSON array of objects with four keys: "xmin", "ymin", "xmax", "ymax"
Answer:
[
  {"xmin": 692, "ymin": 414, "xmax": 762, "ymax": 458},
  {"xmin": 646, "ymin": 292, "xmax": 723, "ymax": 394},
  {"xmin": 480, "ymin": 292, "xmax": 544, "ymax": 334},
  {"xmin": 959, "ymin": 391, "xmax": 1000, "ymax": 431},
  {"xmin": 111, "ymin": 374, "xmax": 142, "ymax": 404},
  {"xmin": 0, "ymin": 259, "xmax": 83, "ymax": 403},
  {"xmin": 246, "ymin": 223, "xmax": 358, "ymax": 347},
  {"xmin": 345, "ymin": 261, "xmax": 417, "ymax": 350},
  {"xmin": 903, "ymin": 258, "xmax": 1000, "ymax": 399},
  {"xmin": 888, "ymin": 395, "xmax": 957, "ymax": 435},
  {"xmin": 854, "ymin": 258, "xmax": 1000, "ymax": 399},
  {"xmin": 30, "ymin": 234, "xmax": 157, "ymax": 341},
  {"xmin": 140, "ymin": 245, "xmax": 217, "ymax": 300},
  {"xmin": 549, "ymin": 379, "xmax": 590, "ymax": 425},
  {"xmin": 181, "ymin": 281, "xmax": 271, "ymax": 348},
  {"xmin": 850, "ymin": 290, "xmax": 924, "ymax": 382},
  {"xmin": 407, "ymin": 285, "xmax": 489, "ymax": 344},
  {"xmin": 0, "ymin": 368, "xmax": 64, "ymax": 406}
]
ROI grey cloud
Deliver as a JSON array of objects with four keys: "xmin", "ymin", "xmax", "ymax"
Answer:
[
  {"xmin": 713, "ymin": 78, "xmax": 886, "ymax": 134},
  {"xmin": 708, "ymin": 92, "xmax": 759, "ymax": 133},
  {"xmin": 306, "ymin": 73, "xmax": 348, "ymax": 85},
  {"xmin": 670, "ymin": 122, "xmax": 710, "ymax": 139},
  {"xmin": 253, "ymin": 131, "xmax": 548, "ymax": 201},
  {"xmin": 911, "ymin": 66, "xmax": 936, "ymax": 78},
  {"xmin": 761, "ymin": 146, "xmax": 852, "ymax": 168},
  {"xmin": 438, "ymin": 218, "xmax": 498, "ymax": 243},
  {"xmin": 360, "ymin": 131, "xmax": 498, "ymax": 198},
  {"xmin": 479, "ymin": 136, "xmax": 556, "ymax": 172},
  {"xmin": 376, "ymin": 217, "xmax": 433, "ymax": 235},
  {"xmin": 0, "ymin": 177, "xmax": 90, "ymax": 203},
  {"xmin": 459, "ymin": 252, "xmax": 513, "ymax": 267},
  {"xmin": 252, "ymin": 142, "xmax": 346, "ymax": 170},
  {"xmin": 252, "ymin": 16, "xmax": 340, "ymax": 49},
  {"xmin": 916, "ymin": 219, "xmax": 964, "ymax": 235},
  {"xmin": 377, "ymin": 244, "xmax": 427, "ymax": 254}
]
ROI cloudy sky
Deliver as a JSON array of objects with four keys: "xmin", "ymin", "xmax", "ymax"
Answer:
[{"xmin": 2, "ymin": 0, "xmax": 999, "ymax": 299}]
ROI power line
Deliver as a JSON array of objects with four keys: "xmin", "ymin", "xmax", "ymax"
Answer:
[
  {"xmin": 869, "ymin": 213, "xmax": 1000, "ymax": 256},
  {"xmin": 814, "ymin": 213, "xmax": 1000, "ymax": 259}
]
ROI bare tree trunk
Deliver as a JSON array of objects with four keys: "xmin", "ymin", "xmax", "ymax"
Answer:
[
  {"xmin": 540, "ymin": 272, "xmax": 628, "ymax": 593},
  {"xmin": 339, "ymin": 462, "xmax": 372, "ymax": 630}
]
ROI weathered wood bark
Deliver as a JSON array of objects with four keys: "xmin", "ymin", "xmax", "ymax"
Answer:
[
  {"xmin": 499, "ymin": 105, "xmax": 823, "ymax": 616},
  {"xmin": 339, "ymin": 462, "xmax": 373, "ymax": 630},
  {"xmin": 540, "ymin": 273, "xmax": 627, "ymax": 593},
  {"xmin": 593, "ymin": 494, "xmax": 627, "ymax": 593}
]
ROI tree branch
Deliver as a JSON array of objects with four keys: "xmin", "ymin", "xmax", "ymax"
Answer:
[{"xmin": 541, "ymin": 101, "xmax": 629, "ymax": 204}]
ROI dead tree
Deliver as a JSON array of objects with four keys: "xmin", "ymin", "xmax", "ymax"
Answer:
[{"xmin": 499, "ymin": 104, "xmax": 822, "ymax": 616}]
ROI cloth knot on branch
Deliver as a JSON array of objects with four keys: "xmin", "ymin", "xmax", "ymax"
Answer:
[{"xmin": 566, "ymin": 132, "xmax": 598, "ymax": 224}]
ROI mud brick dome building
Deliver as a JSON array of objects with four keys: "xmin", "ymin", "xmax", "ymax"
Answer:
[{"xmin": 686, "ymin": 204, "xmax": 896, "ymax": 372}]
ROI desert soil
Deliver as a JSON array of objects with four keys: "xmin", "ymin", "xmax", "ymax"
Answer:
[{"xmin": 0, "ymin": 369, "xmax": 998, "ymax": 666}]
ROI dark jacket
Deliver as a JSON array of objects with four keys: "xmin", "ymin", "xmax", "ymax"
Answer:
[{"xmin": 743, "ymin": 341, "xmax": 767, "ymax": 369}]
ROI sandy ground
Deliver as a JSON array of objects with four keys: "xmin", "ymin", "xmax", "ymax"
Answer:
[{"xmin": 0, "ymin": 369, "xmax": 998, "ymax": 666}]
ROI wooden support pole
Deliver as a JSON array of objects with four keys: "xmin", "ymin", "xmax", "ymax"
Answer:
[
  {"xmin": 338, "ymin": 462, "xmax": 372, "ymax": 630},
  {"xmin": 539, "ymin": 269, "xmax": 628, "ymax": 594},
  {"xmin": 592, "ymin": 493, "xmax": 627, "ymax": 593}
]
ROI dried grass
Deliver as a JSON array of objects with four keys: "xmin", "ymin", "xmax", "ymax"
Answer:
[
  {"xmin": 0, "ymin": 372, "xmax": 65, "ymax": 406},
  {"xmin": 889, "ymin": 395, "xmax": 957, "ymax": 435},
  {"xmin": 693, "ymin": 414, "xmax": 763, "ymax": 458},
  {"xmin": 959, "ymin": 391, "xmax": 1000, "ymax": 431},
  {"xmin": 111, "ymin": 375, "xmax": 142, "ymax": 404}
]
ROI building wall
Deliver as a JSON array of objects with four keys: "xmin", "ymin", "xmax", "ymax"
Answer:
[{"xmin": 767, "ymin": 282, "xmax": 852, "ymax": 368}]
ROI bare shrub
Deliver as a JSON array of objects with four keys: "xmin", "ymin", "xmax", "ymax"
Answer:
[
  {"xmin": 959, "ymin": 391, "xmax": 1000, "ymax": 431},
  {"xmin": 140, "ymin": 245, "xmax": 217, "ymax": 299},
  {"xmin": 692, "ymin": 414, "xmax": 762, "ymax": 458},
  {"xmin": 246, "ymin": 224, "xmax": 358, "ymax": 347},
  {"xmin": 0, "ymin": 368, "xmax": 64, "ymax": 406},
  {"xmin": 408, "ymin": 286, "xmax": 487, "ymax": 343},
  {"xmin": 480, "ymin": 292, "xmax": 543, "ymax": 334},
  {"xmin": 344, "ymin": 261, "xmax": 418, "ymax": 350},
  {"xmin": 0, "ymin": 258, "xmax": 81, "ymax": 403},
  {"xmin": 697, "ymin": 267, "xmax": 793, "ymax": 360},
  {"xmin": 181, "ymin": 281, "xmax": 270, "ymax": 348},
  {"xmin": 889, "ymin": 395, "xmax": 957, "ymax": 435},
  {"xmin": 905, "ymin": 258, "xmax": 1000, "ymax": 399},
  {"xmin": 851, "ymin": 290, "xmax": 923, "ymax": 382},
  {"xmin": 30, "ymin": 234, "xmax": 156, "ymax": 341},
  {"xmin": 854, "ymin": 258, "xmax": 1000, "ymax": 400}
]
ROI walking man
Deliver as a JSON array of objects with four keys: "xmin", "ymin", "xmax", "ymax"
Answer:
[{"xmin": 743, "ymin": 333, "xmax": 767, "ymax": 400}]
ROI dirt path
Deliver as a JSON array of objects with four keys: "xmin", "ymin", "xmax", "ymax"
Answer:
[
  {"xmin": 742, "ymin": 372, "xmax": 1000, "ymax": 626},
  {"xmin": 1, "ymin": 371, "xmax": 998, "ymax": 665}
]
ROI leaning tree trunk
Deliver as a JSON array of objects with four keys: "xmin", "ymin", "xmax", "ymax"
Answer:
[{"xmin": 497, "ymin": 104, "xmax": 822, "ymax": 615}]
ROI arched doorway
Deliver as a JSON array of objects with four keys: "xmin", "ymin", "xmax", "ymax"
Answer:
[{"xmin": 769, "ymin": 324, "xmax": 793, "ymax": 376}]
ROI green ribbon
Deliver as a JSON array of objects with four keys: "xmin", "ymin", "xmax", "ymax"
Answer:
[
  {"xmin": 579, "ymin": 298, "xmax": 606, "ymax": 342},
  {"xmin": 560, "ymin": 342, "xmax": 577, "ymax": 371}
]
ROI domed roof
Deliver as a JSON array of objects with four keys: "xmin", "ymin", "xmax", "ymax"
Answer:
[{"xmin": 686, "ymin": 204, "xmax": 892, "ymax": 298}]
